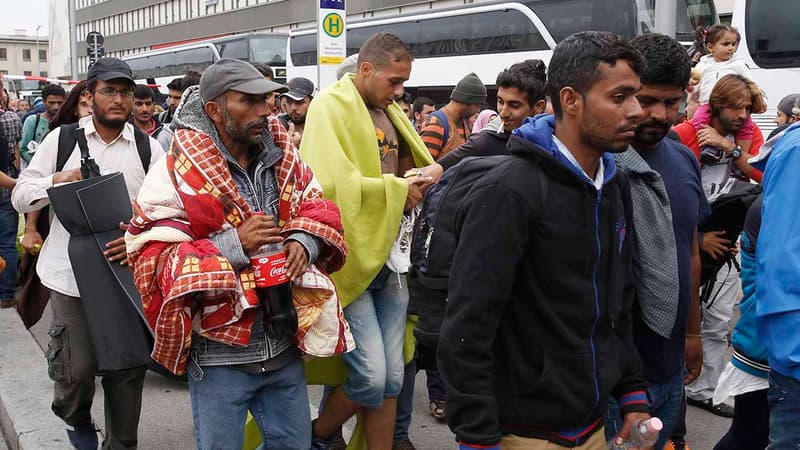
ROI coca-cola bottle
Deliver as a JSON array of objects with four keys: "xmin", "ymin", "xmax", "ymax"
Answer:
[
  {"xmin": 611, "ymin": 417, "xmax": 663, "ymax": 449},
  {"xmin": 250, "ymin": 225, "xmax": 297, "ymax": 340}
]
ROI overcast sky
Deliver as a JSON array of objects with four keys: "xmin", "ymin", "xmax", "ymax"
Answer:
[{"xmin": 0, "ymin": 0, "xmax": 49, "ymax": 37}]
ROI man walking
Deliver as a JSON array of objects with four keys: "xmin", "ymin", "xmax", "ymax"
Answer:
[
  {"xmin": 301, "ymin": 33, "xmax": 434, "ymax": 450},
  {"xmin": 437, "ymin": 31, "xmax": 650, "ymax": 450},
  {"xmin": 12, "ymin": 58, "xmax": 163, "ymax": 450},
  {"xmin": 0, "ymin": 81, "xmax": 21, "ymax": 308},
  {"xmin": 605, "ymin": 33, "xmax": 709, "ymax": 449},
  {"xmin": 419, "ymin": 73, "xmax": 486, "ymax": 159},
  {"xmin": 126, "ymin": 59, "xmax": 348, "ymax": 449},
  {"xmin": 20, "ymin": 83, "xmax": 65, "ymax": 164},
  {"xmin": 130, "ymin": 85, "xmax": 173, "ymax": 151}
]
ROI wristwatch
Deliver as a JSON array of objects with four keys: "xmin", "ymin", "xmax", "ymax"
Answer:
[{"xmin": 730, "ymin": 145, "xmax": 743, "ymax": 160}]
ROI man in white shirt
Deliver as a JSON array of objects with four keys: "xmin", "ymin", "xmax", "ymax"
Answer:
[{"xmin": 12, "ymin": 58, "xmax": 163, "ymax": 450}]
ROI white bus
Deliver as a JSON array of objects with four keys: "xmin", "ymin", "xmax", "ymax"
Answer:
[
  {"xmin": 123, "ymin": 32, "xmax": 288, "ymax": 95},
  {"xmin": 287, "ymin": 0, "xmax": 718, "ymax": 101},
  {"xmin": 732, "ymin": 0, "xmax": 800, "ymax": 137}
]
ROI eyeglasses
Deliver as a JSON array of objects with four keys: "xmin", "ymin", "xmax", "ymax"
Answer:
[{"xmin": 95, "ymin": 87, "xmax": 134, "ymax": 99}]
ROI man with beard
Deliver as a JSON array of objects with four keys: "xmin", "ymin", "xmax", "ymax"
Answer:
[
  {"xmin": 12, "ymin": 57, "xmax": 163, "ymax": 449},
  {"xmin": 604, "ymin": 33, "xmax": 708, "ymax": 449},
  {"xmin": 437, "ymin": 31, "xmax": 650, "ymax": 450},
  {"xmin": 131, "ymin": 85, "xmax": 173, "ymax": 151},
  {"xmin": 672, "ymin": 75, "xmax": 767, "ymax": 420},
  {"xmin": 278, "ymin": 77, "xmax": 315, "ymax": 146}
]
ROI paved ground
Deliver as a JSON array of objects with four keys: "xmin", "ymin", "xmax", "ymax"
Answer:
[{"xmin": 8, "ymin": 302, "xmax": 733, "ymax": 449}]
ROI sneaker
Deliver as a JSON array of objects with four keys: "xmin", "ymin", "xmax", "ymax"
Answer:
[
  {"xmin": 66, "ymin": 417, "xmax": 98, "ymax": 450},
  {"xmin": 664, "ymin": 439, "xmax": 691, "ymax": 450},
  {"xmin": 0, "ymin": 298, "xmax": 16, "ymax": 309},
  {"xmin": 310, "ymin": 421, "xmax": 346, "ymax": 450},
  {"xmin": 392, "ymin": 437, "xmax": 417, "ymax": 450},
  {"xmin": 429, "ymin": 399, "xmax": 446, "ymax": 421},
  {"xmin": 686, "ymin": 397, "xmax": 735, "ymax": 418}
]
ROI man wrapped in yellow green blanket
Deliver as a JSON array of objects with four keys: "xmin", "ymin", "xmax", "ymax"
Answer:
[{"xmin": 301, "ymin": 33, "xmax": 434, "ymax": 450}]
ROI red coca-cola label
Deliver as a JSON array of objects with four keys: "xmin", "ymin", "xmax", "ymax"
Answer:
[{"xmin": 251, "ymin": 252, "xmax": 289, "ymax": 287}]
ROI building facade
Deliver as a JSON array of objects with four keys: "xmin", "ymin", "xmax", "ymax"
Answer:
[
  {"xmin": 0, "ymin": 33, "xmax": 50, "ymax": 77},
  {"xmin": 63, "ymin": 0, "xmax": 463, "ymax": 77}
]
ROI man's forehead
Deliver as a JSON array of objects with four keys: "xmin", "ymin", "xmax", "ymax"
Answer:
[
  {"xmin": 639, "ymin": 84, "xmax": 684, "ymax": 98},
  {"xmin": 593, "ymin": 61, "xmax": 641, "ymax": 90}
]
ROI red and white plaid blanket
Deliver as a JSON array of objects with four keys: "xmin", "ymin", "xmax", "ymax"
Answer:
[{"xmin": 126, "ymin": 117, "xmax": 351, "ymax": 375}]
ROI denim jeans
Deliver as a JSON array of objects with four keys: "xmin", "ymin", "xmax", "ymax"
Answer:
[
  {"xmin": 605, "ymin": 369, "xmax": 684, "ymax": 450},
  {"xmin": 341, "ymin": 267, "xmax": 409, "ymax": 408},
  {"xmin": 394, "ymin": 359, "xmax": 416, "ymax": 441},
  {"xmin": 188, "ymin": 356, "xmax": 311, "ymax": 450},
  {"xmin": 767, "ymin": 370, "xmax": 800, "ymax": 450},
  {"xmin": 0, "ymin": 200, "xmax": 18, "ymax": 300}
]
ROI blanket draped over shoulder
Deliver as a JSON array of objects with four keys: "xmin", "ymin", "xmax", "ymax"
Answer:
[{"xmin": 126, "ymin": 113, "xmax": 351, "ymax": 375}]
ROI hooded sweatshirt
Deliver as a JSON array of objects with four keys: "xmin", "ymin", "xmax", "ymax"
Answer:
[{"xmin": 438, "ymin": 114, "xmax": 647, "ymax": 448}]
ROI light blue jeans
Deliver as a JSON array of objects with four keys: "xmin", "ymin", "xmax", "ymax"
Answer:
[
  {"xmin": 768, "ymin": 369, "xmax": 800, "ymax": 450},
  {"xmin": 187, "ymin": 356, "xmax": 311, "ymax": 450},
  {"xmin": 0, "ymin": 200, "xmax": 19, "ymax": 300},
  {"xmin": 342, "ymin": 267, "xmax": 409, "ymax": 408}
]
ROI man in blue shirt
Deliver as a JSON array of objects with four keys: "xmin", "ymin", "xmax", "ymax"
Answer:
[
  {"xmin": 754, "ymin": 121, "xmax": 800, "ymax": 449},
  {"xmin": 606, "ymin": 33, "xmax": 708, "ymax": 450}
]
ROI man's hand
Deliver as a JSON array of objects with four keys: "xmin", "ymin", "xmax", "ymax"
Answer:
[
  {"xmin": 52, "ymin": 168, "xmax": 83, "ymax": 185},
  {"xmin": 284, "ymin": 240, "xmax": 309, "ymax": 280},
  {"xmin": 614, "ymin": 412, "xmax": 653, "ymax": 450},
  {"xmin": 20, "ymin": 230, "xmax": 43, "ymax": 254},
  {"xmin": 237, "ymin": 214, "xmax": 283, "ymax": 255},
  {"xmin": 104, "ymin": 222, "xmax": 129, "ymax": 265},
  {"xmin": 697, "ymin": 125, "xmax": 735, "ymax": 153},
  {"xmin": 701, "ymin": 230, "xmax": 731, "ymax": 260},
  {"xmin": 684, "ymin": 335, "xmax": 703, "ymax": 385},
  {"xmin": 415, "ymin": 164, "xmax": 444, "ymax": 184},
  {"xmin": 404, "ymin": 175, "xmax": 433, "ymax": 211}
]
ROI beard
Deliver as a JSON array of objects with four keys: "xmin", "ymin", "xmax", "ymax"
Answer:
[
  {"xmin": 223, "ymin": 108, "xmax": 267, "ymax": 146},
  {"xmin": 579, "ymin": 107, "xmax": 634, "ymax": 154},
  {"xmin": 633, "ymin": 118, "xmax": 671, "ymax": 146},
  {"xmin": 289, "ymin": 114, "xmax": 306, "ymax": 126},
  {"xmin": 94, "ymin": 111, "xmax": 127, "ymax": 130}
]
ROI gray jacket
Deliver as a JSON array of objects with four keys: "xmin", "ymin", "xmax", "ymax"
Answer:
[{"xmin": 173, "ymin": 85, "xmax": 320, "ymax": 368}]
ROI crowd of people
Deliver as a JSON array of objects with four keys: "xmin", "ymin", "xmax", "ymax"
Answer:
[{"xmin": 0, "ymin": 24, "xmax": 799, "ymax": 450}]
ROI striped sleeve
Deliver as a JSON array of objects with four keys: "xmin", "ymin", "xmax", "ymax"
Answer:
[{"xmin": 420, "ymin": 114, "xmax": 445, "ymax": 159}]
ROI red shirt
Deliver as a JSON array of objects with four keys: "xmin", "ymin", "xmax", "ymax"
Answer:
[{"xmin": 672, "ymin": 121, "xmax": 763, "ymax": 183}]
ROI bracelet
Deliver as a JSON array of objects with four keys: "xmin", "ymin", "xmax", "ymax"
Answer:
[{"xmin": 686, "ymin": 334, "xmax": 702, "ymax": 338}]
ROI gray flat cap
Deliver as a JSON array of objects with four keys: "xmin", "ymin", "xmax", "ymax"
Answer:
[{"xmin": 199, "ymin": 58, "xmax": 287, "ymax": 102}]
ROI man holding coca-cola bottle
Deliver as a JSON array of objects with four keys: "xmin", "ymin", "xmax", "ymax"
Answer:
[{"xmin": 126, "ymin": 58, "xmax": 348, "ymax": 449}]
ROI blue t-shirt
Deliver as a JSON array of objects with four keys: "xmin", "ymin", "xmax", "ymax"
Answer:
[{"xmin": 634, "ymin": 138, "xmax": 709, "ymax": 382}]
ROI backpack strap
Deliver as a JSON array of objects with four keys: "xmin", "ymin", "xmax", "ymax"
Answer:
[
  {"xmin": 56, "ymin": 123, "xmax": 81, "ymax": 172},
  {"xmin": 429, "ymin": 110, "xmax": 450, "ymax": 148},
  {"xmin": 33, "ymin": 113, "xmax": 42, "ymax": 139},
  {"xmin": 133, "ymin": 127, "xmax": 152, "ymax": 174}
]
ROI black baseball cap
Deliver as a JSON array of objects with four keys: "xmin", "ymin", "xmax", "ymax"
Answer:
[
  {"xmin": 281, "ymin": 77, "xmax": 315, "ymax": 101},
  {"xmin": 87, "ymin": 57, "xmax": 134, "ymax": 83}
]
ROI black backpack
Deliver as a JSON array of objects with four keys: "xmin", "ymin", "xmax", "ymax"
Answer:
[
  {"xmin": 698, "ymin": 180, "xmax": 762, "ymax": 304},
  {"xmin": 0, "ymin": 120, "xmax": 9, "ymax": 177},
  {"xmin": 55, "ymin": 123, "xmax": 151, "ymax": 173},
  {"xmin": 408, "ymin": 155, "xmax": 548, "ymax": 351}
]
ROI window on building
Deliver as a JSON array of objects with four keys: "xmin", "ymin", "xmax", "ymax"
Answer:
[
  {"xmin": 0, "ymin": 48, "xmax": 6, "ymax": 60},
  {"xmin": 23, "ymin": 71, "xmax": 32, "ymax": 76},
  {"xmin": 40, "ymin": 71, "xmax": 48, "ymax": 77},
  {"xmin": 39, "ymin": 49, "xmax": 47, "ymax": 61},
  {"xmin": 0, "ymin": 70, "xmax": 8, "ymax": 75},
  {"xmin": 22, "ymin": 49, "xmax": 31, "ymax": 61}
]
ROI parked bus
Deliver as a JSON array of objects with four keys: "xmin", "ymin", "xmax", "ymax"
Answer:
[
  {"xmin": 732, "ymin": 0, "xmax": 800, "ymax": 136},
  {"xmin": 287, "ymin": 0, "xmax": 718, "ymax": 101},
  {"xmin": 123, "ymin": 32, "xmax": 288, "ymax": 95}
]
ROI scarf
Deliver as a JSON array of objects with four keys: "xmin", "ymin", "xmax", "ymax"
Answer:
[{"xmin": 616, "ymin": 147, "xmax": 680, "ymax": 339}]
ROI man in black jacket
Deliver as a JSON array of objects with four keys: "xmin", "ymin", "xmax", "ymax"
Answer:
[{"xmin": 438, "ymin": 31, "xmax": 650, "ymax": 450}]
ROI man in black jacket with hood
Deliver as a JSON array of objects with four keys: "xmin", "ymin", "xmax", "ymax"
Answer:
[{"xmin": 438, "ymin": 31, "xmax": 650, "ymax": 450}]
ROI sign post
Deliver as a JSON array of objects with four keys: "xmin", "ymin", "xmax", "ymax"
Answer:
[
  {"xmin": 86, "ymin": 31, "xmax": 105, "ymax": 68},
  {"xmin": 317, "ymin": 0, "xmax": 346, "ymax": 89}
]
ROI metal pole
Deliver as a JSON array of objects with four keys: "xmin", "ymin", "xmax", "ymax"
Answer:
[
  {"xmin": 654, "ymin": 0, "xmax": 678, "ymax": 38},
  {"xmin": 69, "ymin": 0, "xmax": 79, "ymax": 79},
  {"xmin": 36, "ymin": 25, "xmax": 41, "ymax": 76}
]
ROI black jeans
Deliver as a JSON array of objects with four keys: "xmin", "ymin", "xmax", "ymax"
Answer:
[
  {"xmin": 713, "ymin": 388, "xmax": 769, "ymax": 450},
  {"xmin": 47, "ymin": 292, "xmax": 148, "ymax": 449}
]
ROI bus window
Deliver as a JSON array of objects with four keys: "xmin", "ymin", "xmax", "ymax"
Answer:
[
  {"xmin": 640, "ymin": 0, "xmax": 716, "ymax": 42},
  {"xmin": 216, "ymin": 37, "xmax": 249, "ymax": 60},
  {"xmin": 249, "ymin": 36, "xmax": 287, "ymax": 66},
  {"xmin": 290, "ymin": 34, "xmax": 317, "ymax": 66},
  {"xmin": 524, "ymin": 0, "xmax": 637, "ymax": 42},
  {"xmin": 746, "ymin": 0, "xmax": 800, "ymax": 68},
  {"xmin": 127, "ymin": 46, "xmax": 215, "ymax": 79}
]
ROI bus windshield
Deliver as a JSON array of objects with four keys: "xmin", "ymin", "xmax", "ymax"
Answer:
[
  {"xmin": 638, "ymin": 0, "xmax": 717, "ymax": 42},
  {"xmin": 249, "ymin": 35, "xmax": 287, "ymax": 67}
]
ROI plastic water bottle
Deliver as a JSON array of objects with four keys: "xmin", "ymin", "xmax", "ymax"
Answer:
[{"xmin": 611, "ymin": 417, "xmax": 663, "ymax": 449}]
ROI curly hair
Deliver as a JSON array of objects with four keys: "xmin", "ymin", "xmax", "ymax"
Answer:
[
  {"xmin": 630, "ymin": 33, "xmax": 691, "ymax": 88},
  {"xmin": 496, "ymin": 59, "xmax": 547, "ymax": 107}
]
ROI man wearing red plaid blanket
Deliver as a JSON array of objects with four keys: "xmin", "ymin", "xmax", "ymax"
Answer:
[{"xmin": 126, "ymin": 59, "xmax": 349, "ymax": 449}]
